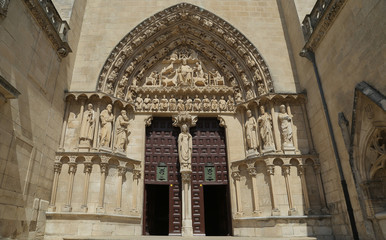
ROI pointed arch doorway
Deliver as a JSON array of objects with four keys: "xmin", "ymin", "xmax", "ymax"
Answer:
[{"xmin": 143, "ymin": 117, "xmax": 231, "ymax": 236}]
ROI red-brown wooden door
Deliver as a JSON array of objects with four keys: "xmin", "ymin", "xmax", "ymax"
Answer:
[
  {"xmin": 143, "ymin": 117, "xmax": 181, "ymax": 235},
  {"xmin": 191, "ymin": 118, "xmax": 230, "ymax": 235}
]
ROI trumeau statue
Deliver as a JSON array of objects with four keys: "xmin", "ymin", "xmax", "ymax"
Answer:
[
  {"xmin": 79, "ymin": 103, "xmax": 95, "ymax": 145},
  {"xmin": 99, "ymin": 104, "xmax": 114, "ymax": 148},
  {"xmin": 245, "ymin": 110, "xmax": 259, "ymax": 151},
  {"xmin": 278, "ymin": 104, "xmax": 294, "ymax": 147},
  {"xmin": 178, "ymin": 124, "xmax": 192, "ymax": 171},
  {"xmin": 257, "ymin": 106, "xmax": 275, "ymax": 151},
  {"xmin": 114, "ymin": 110, "xmax": 130, "ymax": 152}
]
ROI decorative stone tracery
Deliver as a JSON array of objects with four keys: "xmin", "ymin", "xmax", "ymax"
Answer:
[{"xmin": 96, "ymin": 3, "xmax": 273, "ymax": 104}]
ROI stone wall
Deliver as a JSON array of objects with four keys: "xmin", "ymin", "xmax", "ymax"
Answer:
[
  {"xmin": 0, "ymin": 0, "xmax": 86, "ymax": 238},
  {"xmin": 69, "ymin": 0, "xmax": 298, "ymax": 94},
  {"xmin": 279, "ymin": 0, "xmax": 386, "ymax": 239}
]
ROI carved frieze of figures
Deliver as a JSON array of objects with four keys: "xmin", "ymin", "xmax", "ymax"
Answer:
[
  {"xmin": 79, "ymin": 103, "xmax": 95, "ymax": 147},
  {"xmin": 114, "ymin": 110, "xmax": 130, "ymax": 152},
  {"xmin": 134, "ymin": 48, "xmax": 229, "ymax": 89},
  {"xmin": 99, "ymin": 104, "xmax": 114, "ymax": 148},
  {"xmin": 278, "ymin": 104, "xmax": 294, "ymax": 148},
  {"xmin": 245, "ymin": 110, "xmax": 259, "ymax": 153},
  {"xmin": 257, "ymin": 106, "xmax": 275, "ymax": 152}
]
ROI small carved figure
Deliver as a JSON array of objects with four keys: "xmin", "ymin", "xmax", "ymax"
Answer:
[
  {"xmin": 257, "ymin": 106, "xmax": 275, "ymax": 150},
  {"xmin": 152, "ymin": 95, "xmax": 159, "ymax": 111},
  {"xmin": 245, "ymin": 110, "xmax": 259, "ymax": 151},
  {"xmin": 79, "ymin": 103, "xmax": 95, "ymax": 145},
  {"xmin": 227, "ymin": 96, "xmax": 235, "ymax": 111},
  {"xmin": 185, "ymin": 96, "xmax": 193, "ymax": 111},
  {"xmin": 177, "ymin": 97, "xmax": 185, "ymax": 111},
  {"xmin": 160, "ymin": 95, "xmax": 169, "ymax": 111},
  {"xmin": 278, "ymin": 105, "xmax": 293, "ymax": 147},
  {"xmin": 99, "ymin": 104, "xmax": 114, "ymax": 148},
  {"xmin": 193, "ymin": 95, "xmax": 201, "ymax": 111},
  {"xmin": 235, "ymin": 89, "xmax": 243, "ymax": 104},
  {"xmin": 114, "ymin": 110, "xmax": 130, "ymax": 152},
  {"xmin": 246, "ymin": 88, "xmax": 254, "ymax": 100},
  {"xmin": 219, "ymin": 96, "xmax": 227, "ymax": 111},
  {"xmin": 211, "ymin": 96, "xmax": 218, "ymax": 111},
  {"xmin": 169, "ymin": 95, "xmax": 177, "ymax": 111},
  {"xmin": 143, "ymin": 94, "xmax": 151, "ymax": 111},
  {"xmin": 194, "ymin": 62, "xmax": 204, "ymax": 78},
  {"xmin": 135, "ymin": 93, "xmax": 143, "ymax": 110},
  {"xmin": 257, "ymin": 82, "xmax": 266, "ymax": 96},
  {"xmin": 105, "ymin": 81, "xmax": 114, "ymax": 95},
  {"xmin": 126, "ymin": 88, "xmax": 136, "ymax": 102},
  {"xmin": 178, "ymin": 124, "xmax": 192, "ymax": 171},
  {"xmin": 202, "ymin": 95, "xmax": 210, "ymax": 111}
]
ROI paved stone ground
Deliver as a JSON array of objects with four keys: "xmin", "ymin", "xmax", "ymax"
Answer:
[{"xmin": 64, "ymin": 236, "xmax": 317, "ymax": 240}]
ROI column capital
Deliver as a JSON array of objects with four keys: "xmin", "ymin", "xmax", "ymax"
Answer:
[
  {"xmin": 117, "ymin": 166, "xmax": 127, "ymax": 176},
  {"xmin": 84, "ymin": 162, "xmax": 93, "ymax": 174},
  {"xmin": 181, "ymin": 171, "xmax": 192, "ymax": 183},
  {"xmin": 68, "ymin": 163, "xmax": 77, "ymax": 174},
  {"xmin": 232, "ymin": 171, "xmax": 241, "ymax": 181},
  {"xmin": 100, "ymin": 162, "xmax": 109, "ymax": 173},
  {"xmin": 248, "ymin": 167, "xmax": 257, "ymax": 177},
  {"xmin": 282, "ymin": 165, "xmax": 290, "ymax": 176},
  {"xmin": 133, "ymin": 169, "xmax": 141, "ymax": 180},
  {"xmin": 298, "ymin": 165, "xmax": 305, "ymax": 176},
  {"xmin": 313, "ymin": 164, "xmax": 321, "ymax": 174},
  {"xmin": 266, "ymin": 165, "xmax": 275, "ymax": 175},
  {"xmin": 54, "ymin": 162, "xmax": 62, "ymax": 174}
]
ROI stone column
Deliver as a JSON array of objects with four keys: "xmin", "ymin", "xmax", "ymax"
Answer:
[
  {"xmin": 96, "ymin": 160, "xmax": 109, "ymax": 213},
  {"xmin": 181, "ymin": 170, "xmax": 193, "ymax": 236},
  {"xmin": 92, "ymin": 102, "xmax": 101, "ymax": 150},
  {"xmin": 298, "ymin": 165, "xmax": 311, "ymax": 214},
  {"xmin": 282, "ymin": 165, "xmax": 297, "ymax": 215},
  {"xmin": 301, "ymin": 103, "xmax": 316, "ymax": 154},
  {"xmin": 248, "ymin": 165, "xmax": 262, "ymax": 216},
  {"xmin": 58, "ymin": 100, "xmax": 71, "ymax": 151},
  {"xmin": 314, "ymin": 165, "xmax": 328, "ymax": 213},
  {"xmin": 232, "ymin": 170, "xmax": 243, "ymax": 216},
  {"xmin": 270, "ymin": 103, "xmax": 281, "ymax": 152},
  {"xmin": 63, "ymin": 161, "xmax": 77, "ymax": 212},
  {"xmin": 81, "ymin": 161, "xmax": 92, "ymax": 212},
  {"xmin": 48, "ymin": 161, "xmax": 62, "ymax": 211},
  {"xmin": 115, "ymin": 166, "xmax": 126, "ymax": 214},
  {"xmin": 130, "ymin": 168, "xmax": 141, "ymax": 214},
  {"xmin": 76, "ymin": 98, "xmax": 86, "ymax": 151},
  {"xmin": 267, "ymin": 165, "xmax": 280, "ymax": 216}
]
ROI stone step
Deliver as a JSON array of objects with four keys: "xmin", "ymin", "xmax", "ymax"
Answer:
[{"xmin": 64, "ymin": 236, "xmax": 317, "ymax": 240}]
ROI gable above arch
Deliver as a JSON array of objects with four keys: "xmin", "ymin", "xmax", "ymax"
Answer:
[{"xmin": 97, "ymin": 2, "xmax": 273, "ymax": 103}]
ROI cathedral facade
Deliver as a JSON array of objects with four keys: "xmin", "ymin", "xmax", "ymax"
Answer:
[{"xmin": 0, "ymin": 0, "xmax": 385, "ymax": 239}]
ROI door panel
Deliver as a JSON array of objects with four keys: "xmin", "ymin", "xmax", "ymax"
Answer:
[
  {"xmin": 191, "ymin": 118, "xmax": 229, "ymax": 235},
  {"xmin": 144, "ymin": 117, "xmax": 181, "ymax": 235}
]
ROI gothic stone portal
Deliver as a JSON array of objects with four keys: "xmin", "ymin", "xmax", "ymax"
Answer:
[{"xmin": 143, "ymin": 117, "xmax": 231, "ymax": 236}]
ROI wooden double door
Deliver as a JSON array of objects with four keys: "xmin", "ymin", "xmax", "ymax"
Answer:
[{"xmin": 143, "ymin": 117, "xmax": 231, "ymax": 236}]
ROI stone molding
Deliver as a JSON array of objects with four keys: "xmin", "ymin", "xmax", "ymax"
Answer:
[
  {"xmin": 22, "ymin": 0, "xmax": 71, "ymax": 57},
  {"xmin": 64, "ymin": 91, "xmax": 306, "ymax": 114},
  {"xmin": 45, "ymin": 212, "xmax": 141, "ymax": 223},
  {"xmin": 301, "ymin": 0, "xmax": 348, "ymax": 52},
  {"xmin": 55, "ymin": 152, "xmax": 141, "ymax": 167},
  {"xmin": 96, "ymin": 3, "xmax": 273, "ymax": 102},
  {"xmin": 0, "ymin": 74, "xmax": 21, "ymax": 101}
]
